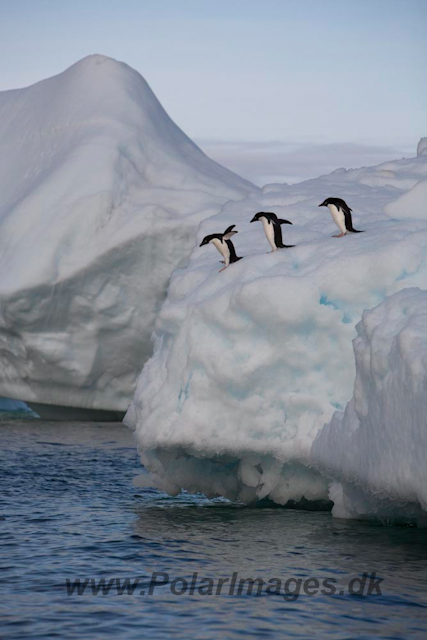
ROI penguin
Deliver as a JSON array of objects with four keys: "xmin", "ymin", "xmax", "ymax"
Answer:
[
  {"xmin": 250, "ymin": 211, "xmax": 294, "ymax": 252},
  {"xmin": 199, "ymin": 225, "xmax": 242, "ymax": 272},
  {"xmin": 318, "ymin": 198, "xmax": 364, "ymax": 237}
]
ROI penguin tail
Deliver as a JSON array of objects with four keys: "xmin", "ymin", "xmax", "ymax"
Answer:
[
  {"xmin": 350, "ymin": 229, "xmax": 364, "ymax": 233},
  {"xmin": 230, "ymin": 255, "xmax": 243, "ymax": 263},
  {"xmin": 277, "ymin": 219, "xmax": 293, "ymax": 225},
  {"xmin": 278, "ymin": 244, "xmax": 295, "ymax": 249}
]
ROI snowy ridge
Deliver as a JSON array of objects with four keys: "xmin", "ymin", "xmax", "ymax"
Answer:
[
  {"xmin": 127, "ymin": 142, "xmax": 427, "ymax": 522},
  {"xmin": 0, "ymin": 55, "xmax": 256, "ymax": 410}
]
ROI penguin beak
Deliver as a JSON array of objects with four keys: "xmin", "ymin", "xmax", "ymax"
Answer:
[
  {"xmin": 250, "ymin": 216, "xmax": 256, "ymax": 223},
  {"xmin": 318, "ymin": 202, "xmax": 326, "ymax": 207}
]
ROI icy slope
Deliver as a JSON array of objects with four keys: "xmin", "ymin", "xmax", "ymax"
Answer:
[
  {"xmin": 0, "ymin": 55, "xmax": 256, "ymax": 411},
  {"xmin": 312, "ymin": 288, "xmax": 427, "ymax": 524},
  {"xmin": 127, "ymin": 142, "xmax": 427, "ymax": 517}
]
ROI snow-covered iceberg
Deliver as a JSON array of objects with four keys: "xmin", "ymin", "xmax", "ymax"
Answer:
[
  {"xmin": 0, "ymin": 55, "xmax": 255, "ymax": 412},
  {"xmin": 127, "ymin": 141, "xmax": 427, "ymax": 522}
]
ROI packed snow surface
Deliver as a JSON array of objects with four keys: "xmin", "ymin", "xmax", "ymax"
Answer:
[
  {"xmin": 0, "ymin": 55, "xmax": 255, "ymax": 411},
  {"xmin": 127, "ymin": 141, "xmax": 427, "ymax": 522}
]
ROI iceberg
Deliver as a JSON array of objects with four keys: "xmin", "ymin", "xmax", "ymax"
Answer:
[
  {"xmin": 127, "ymin": 141, "xmax": 427, "ymax": 522},
  {"xmin": 0, "ymin": 55, "xmax": 256, "ymax": 413},
  {"xmin": 0, "ymin": 397, "xmax": 38, "ymax": 418}
]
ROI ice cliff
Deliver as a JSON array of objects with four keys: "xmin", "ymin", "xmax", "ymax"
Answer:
[
  {"xmin": 0, "ymin": 55, "xmax": 255, "ymax": 412},
  {"xmin": 313, "ymin": 288, "xmax": 427, "ymax": 524},
  {"xmin": 127, "ymin": 142, "xmax": 427, "ymax": 523}
]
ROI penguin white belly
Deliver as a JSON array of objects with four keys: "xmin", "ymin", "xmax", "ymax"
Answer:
[
  {"xmin": 211, "ymin": 238, "xmax": 230, "ymax": 266},
  {"xmin": 328, "ymin": 204, "xmax": 347, "ymax": 234},
  {"xmin": 261, "ymin": 217, "xmax": 276, "ymax": 250}
]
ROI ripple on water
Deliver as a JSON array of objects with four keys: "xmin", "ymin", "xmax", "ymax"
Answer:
[{"xmin": 1, "ymin": 420, "xmax": 427, "ymax": 640}]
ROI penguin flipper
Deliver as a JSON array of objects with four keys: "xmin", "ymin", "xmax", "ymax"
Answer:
[
  {"xmin": 277, "ymin": 219, "xmax": 293, "ymax": 225},
  {"xmin": 223, "ymin": 225, "xmax": 236, "ymax": 236},
  {"xmin": 273, "ymin": 220, "xmax": 294, "ymax": 247},
  {"xmin": 272, "ymin": 222, "xmax": 285, "ymax": 249},
  {"xmin": 342, "ymin": 209, "xmax": 363, "ymax": 233},
  {"xmin": 225, "ymin": 239, "xmax": 242, "ymax": 263}
]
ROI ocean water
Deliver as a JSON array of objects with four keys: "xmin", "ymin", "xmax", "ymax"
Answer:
[{"xmin": 1, "ymin": 420, "xmax": 427, "ymax": 639}]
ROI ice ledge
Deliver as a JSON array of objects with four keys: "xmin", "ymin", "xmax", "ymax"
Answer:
[{"xmin": 128, "ymin": 289, "xmax": 427, "ymax": 526}]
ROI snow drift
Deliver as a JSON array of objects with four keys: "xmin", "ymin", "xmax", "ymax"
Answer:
[
  {"xmin": 127, "ymin": 141, "xmax": 427, "ymax": 522},
  {"xmin": 0, "ymin": 55, "xmax": 256, "ymax": 412}
]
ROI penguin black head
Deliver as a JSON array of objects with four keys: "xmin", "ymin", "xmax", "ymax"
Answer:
[
  {"xmin": 319, "ymin": 197, "xmax": 351, "ymax": 211},
  {"xmin": 199, "ymin": 225, "xmax": 238, "ymax": 247},
  {"xmin": 250, "ymin": 211, "xmax": 274, "ymax": 223}
]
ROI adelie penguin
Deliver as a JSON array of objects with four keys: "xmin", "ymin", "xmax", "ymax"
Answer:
[
  {"xmin": 199, "ymin": 225, "xmax": 242, "ymax": 272},
  {"xmin": 250, "ymin": 212, "xmax": 294, "ymax": 252},
  {"xmin": 318, "ymin": 198, "xmax": 364, "ymax": 237}
]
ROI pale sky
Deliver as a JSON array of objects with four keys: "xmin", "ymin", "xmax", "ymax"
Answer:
[{"xmin": 0, "ymin": 0, "xmax": 425, "ymax": 183}]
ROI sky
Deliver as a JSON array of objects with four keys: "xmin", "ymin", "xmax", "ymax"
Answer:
[{"xmin": 0, "ymin": 0, "xmax": 425, "ymax": 184}]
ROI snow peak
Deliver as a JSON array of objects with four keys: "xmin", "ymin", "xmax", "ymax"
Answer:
[{"xmin": 66, "ymin": 572, "xmax": 383, "ymax": 601}]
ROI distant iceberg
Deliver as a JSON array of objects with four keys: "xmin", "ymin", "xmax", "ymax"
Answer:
[
  {"xmin": 127, "ymin": 140, "xmax": 427, "ymax": 523},
  {"xmin": 0, "ymin": 55, "xmax": 256, "ymax": 413}
]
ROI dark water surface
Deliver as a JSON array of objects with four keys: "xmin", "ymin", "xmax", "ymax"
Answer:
[{"xmin": 1, "ymin": 420, "xmax": 426, "ymax": 639}]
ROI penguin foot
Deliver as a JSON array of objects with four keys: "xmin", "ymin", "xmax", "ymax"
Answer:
[
  {"xmin": 219, "ymin": 266, "xmax": 228, "ymax": 272},
  {"xmin": 332, "ymin": 233, "xmax": 346, "ymax": 238}
]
